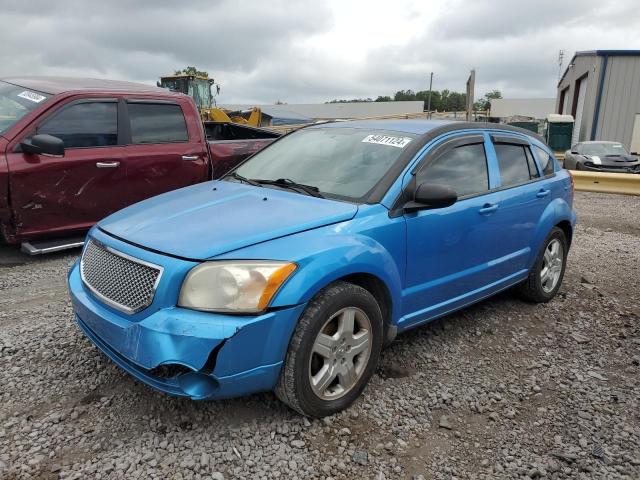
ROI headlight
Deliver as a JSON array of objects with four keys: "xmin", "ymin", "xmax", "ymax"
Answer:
[{"xmin": 178, "ymin": 261, "xmax": 297, "ymax": 313}]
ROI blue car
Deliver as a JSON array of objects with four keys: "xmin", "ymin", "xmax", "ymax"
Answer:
[{"xmin": 68, "ymin": 120, "xmax": 576, "ymax": 417}]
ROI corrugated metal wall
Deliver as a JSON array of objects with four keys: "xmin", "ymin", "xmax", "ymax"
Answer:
[
  {"xmin": 556, "ymin": 54, "xmax": 601, "ymax": 144},
  {"xmin": 597, "ymin": 56, "xmax": 640, "ymax": 148},
  {"xmin": 557, "ymin": 53, "xmax": 640, "ymax": 149}
]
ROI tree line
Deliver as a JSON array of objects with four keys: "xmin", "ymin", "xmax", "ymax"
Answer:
[{"xmin": 327, "ymin": 89, "xmax": 502, "ymax": 112}]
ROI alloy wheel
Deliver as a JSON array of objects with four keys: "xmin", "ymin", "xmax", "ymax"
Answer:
[
  {"xmin": 308, "ymin": 307, "xmax": 372, "ymax": 400},
  {"xmin": 540, "ymin": 238, "xmax": 564, "ymax": 293}
]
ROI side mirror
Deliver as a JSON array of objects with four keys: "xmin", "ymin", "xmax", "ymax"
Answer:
[
  {"xmin": 405, "ymin": 183, "xmax": 458, "ymax": 212},
  {"xmin": 20, "ymin": 134, "xmax": 65, "ymax": 157}
]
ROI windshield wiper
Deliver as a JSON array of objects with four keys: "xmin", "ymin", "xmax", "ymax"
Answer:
[
  {"xmin": 253, "ymin": 178, "xmax": 325, "ymax": 198},
  {"xmin": 225, "ymin": 171, "xmax": 262, "ymax": 187}
]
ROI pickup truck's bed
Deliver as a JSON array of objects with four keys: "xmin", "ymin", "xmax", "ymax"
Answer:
[{"xmin": 205, "ymin": 122, "xmax": 281, "ymax": 178}]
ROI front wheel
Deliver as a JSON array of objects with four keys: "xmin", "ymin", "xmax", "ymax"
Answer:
[
  {"xmin": 275, "ymin": 282, "xmax": 383, "ymax": 417},
  {"xmin": 516, "ymin": 227, "xmax": 568, "ymax": 303}
]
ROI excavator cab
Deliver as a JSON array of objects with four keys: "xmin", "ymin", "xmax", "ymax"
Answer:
[
  {"xmin": 158, "ymin": 75, "xmax": 216, "ymax": 111},
  {"xmin": 158, "ymin": 74, "xmax": 261, "ymax": 126}
]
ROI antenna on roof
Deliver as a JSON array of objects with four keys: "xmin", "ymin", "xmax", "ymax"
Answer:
[{"xmin": 558, "ymin": 50, "xmax": 564, "ymax": 81}]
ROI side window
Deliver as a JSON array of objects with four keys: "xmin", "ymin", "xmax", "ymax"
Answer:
[
  {"xmin": 417, "ymin": 143, "xmax": 489, "ymax": 197},
  {"xmin": 533, "ymin": 145, "xmax": 556, "ymax": 176},
  {"xmin": 37, "ymin": 102, "xmax": 117, "ymax": 148},
  {"xmin": 494, "ymin": 144, "xmax": 534, "ymax": 187},
  {"xmin": 525, "ymin": 147, "xmax": 540, "ymax": 178},
  {"xmin": 128, "ymin": 103, "xmax": 188, "ymax": 144}
]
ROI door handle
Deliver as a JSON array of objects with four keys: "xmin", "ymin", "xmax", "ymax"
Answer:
[
  {"xmin": 478, "ymin": 203, "xmax": 499, "ymax": 214},
  {"xmin": 182, "ymin": 155, "xmax": 200, "ymax": 161},
  {"xmin": 536, "ymin": 188, "xmax": 551, "ymax": 198},
  {"xmin": 96, "ymin": 161, "xmax": 120, "ymax": 168}
]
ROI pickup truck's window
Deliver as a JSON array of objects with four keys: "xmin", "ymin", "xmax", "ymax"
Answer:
[
  {"xmin": 417, "ymin": 143, "xmax": 489, "ymax": 197},
  {"xmin": 38, "ymin": 102, "xmax": 117, "ymax": 148},
  {"xmin": 128, "ymin": 103, "xmax": 188, "ymax": 144},
  {"xmin": 232, "ymin": 128, "xmax": 417, "ymax": 201},
  {"xmin": 495, "ymin": 144, "xmax": 534, "ymax": 187},
  {"xmin": 0, "ymin": 81, "xmax": 50, "ymax": 135},
  {"xmin": 533, "ymin": 145, "xmax": 556, "ymax": 175}
]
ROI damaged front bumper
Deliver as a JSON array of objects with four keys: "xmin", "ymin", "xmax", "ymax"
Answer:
[{"xmin": 68, "ymin": 255, "xmax": 306, "ymax": 401}]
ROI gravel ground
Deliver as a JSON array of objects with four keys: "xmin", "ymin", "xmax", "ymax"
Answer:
[{"xmin": 0, "ymin": 191, "xmax": 639, "ymax": 480}]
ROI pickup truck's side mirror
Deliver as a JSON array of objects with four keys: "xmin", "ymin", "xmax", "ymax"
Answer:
[
  {"xmin": 405, "ymin": 183, "xmax": 458, "ymax": 212},
  {"xmin": 20, "ymin": 134, "xmax": 65, "ymax": 158}
]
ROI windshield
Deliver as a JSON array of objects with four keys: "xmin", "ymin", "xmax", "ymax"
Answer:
[
  {"xmin": 232, "ymin": 127, "xmax": 417, "ymax": 201},
  {"xmin": 579, "ymin": 142, "xmax": 628, "ymax": 156},
  {"xmin": 0, "ymin": 81, "xmax": 50, "ymax": 135}
]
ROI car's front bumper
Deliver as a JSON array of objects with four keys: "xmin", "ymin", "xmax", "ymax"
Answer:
[
  {"xmin": 68, "ymin": 253, "xmax": 306, "ymax": 400},
  {"xmin": 579, "ymin": 163, "xmax": 640, "ymax": 174}
]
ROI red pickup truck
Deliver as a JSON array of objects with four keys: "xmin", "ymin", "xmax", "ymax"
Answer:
[{"xmin": 0, "ymin": 77, "xmax": 279, "ymax": 253}]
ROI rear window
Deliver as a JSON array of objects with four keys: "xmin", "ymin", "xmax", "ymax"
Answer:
[
  {"xmin": 495, "ymin": 144, "xmax": 534, "ymax": 187},
  {"xmin": 128, "ymin": 103, "xmax": 188, "ymax": 144}
]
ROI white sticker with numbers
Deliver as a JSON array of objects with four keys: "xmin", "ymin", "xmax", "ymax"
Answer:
[
  {"xmin": 362, "ymin": 134, "xmax": 412, "ymax": 148},
  {"xmin": 17, "ymin": 90, "xmax": 46, "ymax": 103}
]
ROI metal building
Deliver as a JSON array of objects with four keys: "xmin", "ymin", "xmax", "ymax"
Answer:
[{"xmin": 556, "ymin": 50, "xmax": 640, "ymax": 153}]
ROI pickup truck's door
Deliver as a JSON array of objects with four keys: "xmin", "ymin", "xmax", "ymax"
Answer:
[
  {"xmin": 6, "ymin": 99, "xmax": 128, "ymax": 239},
  {"xmin": 121, "ymin": 100, "xmax": 209, "ymax": 205}
]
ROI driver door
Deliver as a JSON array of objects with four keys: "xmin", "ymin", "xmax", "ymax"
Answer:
[
  {"xmin": 6, "ymin": 98, "xmax": 127, "ymax": 239},
  {"xmin": 401, "ymin": 134, "xmax": 505, "ymax": 328}
]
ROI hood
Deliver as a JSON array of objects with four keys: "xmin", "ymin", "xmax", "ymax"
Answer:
[{"xmin": 99, "ymin": 180, "xmax": 358, "ymax": 260}]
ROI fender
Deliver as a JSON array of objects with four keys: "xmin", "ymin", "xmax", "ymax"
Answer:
[
  {"xmin": 214, "ymin": 212, "xmax": 406, "ymax": 325},
  {"xmin": 527, "ymin": 197, "xmax": 575, "ymax": 268}
]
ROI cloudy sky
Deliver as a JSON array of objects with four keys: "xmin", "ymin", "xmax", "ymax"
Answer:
[{"xmin": 1, "ymin": 0, "xmax": 638, "ymax": 104}]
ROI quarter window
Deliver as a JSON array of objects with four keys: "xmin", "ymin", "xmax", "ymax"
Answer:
[
  {"xmin": 494, "ymin": 144, "xmax": 534, "ymax": 187},
  {"xmin": 525, "ymin": 148, "xmax": 540, "ymax": 178},
  {"xmin": 37, "ymin": 102, "xmax": 117, "ymax": 148},
  {"xmin": 128, "ymin": 103, "xmax": 188, "ymax": 144},
  {"xmin": 533, "ymin": 145, "xmax": 556, "ymax": 175},
  {"xmin": 417, "ymin": 143, "xmax": 489, "ymax": 197}
]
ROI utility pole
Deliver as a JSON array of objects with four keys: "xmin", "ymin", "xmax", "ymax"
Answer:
[
  {"xmin": 558, "ymin": 50, "xmax": 565, "ymax": 81},
  {"xmin": 427, "ymin": 72, "xmax": 433, "ymax": 119}
]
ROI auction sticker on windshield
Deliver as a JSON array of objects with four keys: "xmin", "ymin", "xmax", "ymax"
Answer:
[
  {"xmin": 362, "ymin": 134, "xmax": 412, "ymax": 148},
  {"xmin": 17, "ymin": 91, "xmax": 46, "ymax": 103}
]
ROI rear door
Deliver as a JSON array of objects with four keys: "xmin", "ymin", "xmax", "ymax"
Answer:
[
  {"xmin": 6, "ymin": 98, "xmax": 127, "ymax": 239},
  {"xmin": 121, "ymin": 99, "xmax": 209, "ymax": 206},
  {"xmin": 489, "ymin": 135, "xmax": 553, "ymax": 273}
]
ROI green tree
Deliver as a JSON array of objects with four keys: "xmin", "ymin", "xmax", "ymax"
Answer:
[
  {"xmin": 174, "ymin": 66, "xmax": 209, "ymax": 78},
  {"xmin": 474, "ymin": 90, "xmax": 502, "ymax": 111},
  {"xmin": 375, "ymin": 95, "xmax": 392, "ymax": 102}
]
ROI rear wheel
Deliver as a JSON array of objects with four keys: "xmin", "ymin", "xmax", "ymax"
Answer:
[
  {"xmin": 516, "ymin": 227, "xmax": 567, "ymax": 303},
  {"xmin": 275, "ymin": 282, "xmax": 383, "ymax": 417}
]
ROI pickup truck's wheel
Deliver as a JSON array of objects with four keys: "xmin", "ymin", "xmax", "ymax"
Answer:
[
  {"xmin": 275, "ymin": 281, "xmax": 383, "ymax": 417},
  {"xmin": 516, "ymin": 227, "xmax": 567, "ymax": 303}
]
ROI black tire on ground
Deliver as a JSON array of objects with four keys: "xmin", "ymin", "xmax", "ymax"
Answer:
[
  {"xmin": 516, "ymin": 226, "xmax": 568, "ymax": 303},
  {"xmin": 275, "ymin": 281, "xmax": 383, "ymax": 417}
]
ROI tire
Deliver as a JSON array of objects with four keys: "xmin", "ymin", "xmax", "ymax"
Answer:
[
  {"xmin": 275, "ymin": 281, "xmax": 383, "ymax": 417},
  {"xmin": 516, "ymin": 227, "xmax": 568, "ymax": 303}
]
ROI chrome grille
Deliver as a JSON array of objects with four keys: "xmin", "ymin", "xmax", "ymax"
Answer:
[{"xmin": 80, "ymin": 240, "xmax": 162, "ymax": 314}]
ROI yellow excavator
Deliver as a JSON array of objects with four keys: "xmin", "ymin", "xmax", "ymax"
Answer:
[{"xmin": 158, "ymin": 74, "xmax": 262, "ymax": 127}]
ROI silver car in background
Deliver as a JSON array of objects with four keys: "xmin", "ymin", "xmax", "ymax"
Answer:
[{"xmin": 564, "ymin": 141, "xmax": 640, "ymax": 173}]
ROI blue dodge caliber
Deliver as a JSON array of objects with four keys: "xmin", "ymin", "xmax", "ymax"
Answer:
[{"xmin": 68, "ymin": 120, "xmax": 576, "ymax": 417}]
